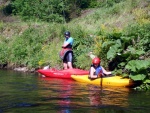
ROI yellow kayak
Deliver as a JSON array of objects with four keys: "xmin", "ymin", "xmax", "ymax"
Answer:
[{"xmin": 71, "ymin": 75, "xmax": 135, "ymax": 87}]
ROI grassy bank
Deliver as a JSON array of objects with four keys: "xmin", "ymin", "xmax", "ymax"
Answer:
[
  {"xmin": 0, "ymin": 0, "xmax": 150, "ymax": 90},
  {"xmin": 0, "ymin": 0, "xmax": 148, "ymax": 68}
]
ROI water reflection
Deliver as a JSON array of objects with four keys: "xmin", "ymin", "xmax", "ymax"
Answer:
[
  {"xmin": 0, "ymin": 70, "xmax": 150, "ymax": 113},
  {"xmin": 39, "ymin": 78, "xmax": 74, "ymax": 113},
  {"xmin": 38, "ymin": 77, "xmax": 131, "ymax": 113},
  {"xmin": 87, "ymin": 85, "xmax": 130, "ymax": 108},
  {"xmin": 88, "ymin": 85, "xmax": 102, "ymax": 106}
]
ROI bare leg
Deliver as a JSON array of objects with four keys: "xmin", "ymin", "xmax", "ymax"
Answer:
[
  {"xmin": 67, "ymin": 62, "xmax": 73, "ymax": 69},
  {"xmin": 63, "ymin": 63, "xmax": 68, "ymax": 69}
]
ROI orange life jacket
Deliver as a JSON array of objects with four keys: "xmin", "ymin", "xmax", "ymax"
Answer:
[{"xmin": 59, "ymin": 48, "xmax": 73, "ymax": 60}]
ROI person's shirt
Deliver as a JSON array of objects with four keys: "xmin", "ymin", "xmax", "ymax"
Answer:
[
  {"xmin": 63, "ymin": 37, "xmax": 73, "ymax": 48},
  {"xmin": 64, "ymin": 37, "xmax": 73, "ymax": 45}
]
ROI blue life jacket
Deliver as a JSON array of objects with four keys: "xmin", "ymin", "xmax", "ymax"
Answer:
[{"xmin": 91, "ymin": 65, "xmax": 103, "ymax": 76}]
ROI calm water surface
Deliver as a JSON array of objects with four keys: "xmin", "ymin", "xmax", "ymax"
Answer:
[{"xmin": 0, "ymin": 69, "xmax": 150, "ymax": 113}]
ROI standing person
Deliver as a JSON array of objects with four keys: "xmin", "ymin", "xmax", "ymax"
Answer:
[
  {"xmin": 89, "ymin": 57, "xmax": 112, "ymax": 79},
  {"xmin": 60, "ymin": 31, "xmax": 74, "ymax": 69}
]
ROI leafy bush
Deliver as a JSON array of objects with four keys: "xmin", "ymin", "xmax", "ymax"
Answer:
[
  {"xmin": 8, "ymin": 28, "xmax": 43, "ymax": 67},
  {"xmin": 70, "ymin": 26, "xmax": 94, "ymax": 69},
  {"xmin": 0, "ymin": 41, "xmax": 8, "ymax": 64},
  {"xmin": 92, "ymin": 22, "xmax": 150, "ymax": 90},
  {"xmin": 125, "ymin": 59, "xmax": 150, "ymax": 80},
  {"xmin": 96, "ymin": 23, "xmax": 150, "ymax": 85}
]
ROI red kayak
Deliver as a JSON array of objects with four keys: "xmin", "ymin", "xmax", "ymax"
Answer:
[{"xmin": 37, "ymin": 68, "xmax": 89, "ymax": 79}]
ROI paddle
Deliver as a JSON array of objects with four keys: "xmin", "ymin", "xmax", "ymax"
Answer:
[{"xmin": 98, "ymin": 74, "xmax": 103, "ymax": 87}]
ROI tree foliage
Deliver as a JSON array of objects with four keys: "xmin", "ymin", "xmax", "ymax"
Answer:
[
  {"xmin": 11, "ymin": 0, "xmax": 97, "ymax": 22},
  {"xmin": 10, "ymin": 0, "xmax": 126, "ymax": 22}
]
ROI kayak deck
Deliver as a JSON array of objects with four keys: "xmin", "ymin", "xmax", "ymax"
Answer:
[
  {"xmin": 37, "ymin": 68, "xmax": 89, "ymax": 79},
  {"xmin": 71, "ymin": 75, "xmax": 135, "ymax": 87}
]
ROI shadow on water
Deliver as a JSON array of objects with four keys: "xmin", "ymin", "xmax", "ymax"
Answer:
[{"xmin": 0, "ymin": 69, "xmax": 150, "ymax": 113}]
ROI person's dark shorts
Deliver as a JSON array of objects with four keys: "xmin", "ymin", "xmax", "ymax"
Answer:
[{"xmin": 63, "ymin": 52, "xmax": 73, "ymax": 63}]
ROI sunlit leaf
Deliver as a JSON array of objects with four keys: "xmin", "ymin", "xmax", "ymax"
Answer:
[
  {"xmin": 125, "ymin": 60, "xmax": 137, "ymax": 71},
  {"xmin": 144, "ymin": 80, "xmax": 150, "ymax": 84},
  {"xmin": 102, "ymin": 41, "xmax": 114, "ymax": 48},
  {"xmin": 118, "ymin": 62, "xmax": 126, "ymax": 67},
  {"xmin": 125, "ymin": 59, "xmax": 150, "ymax": 72},
  {"xmin": 135, "ymin": 49, "xmax": 145, "ymax": 56},
  {"xmin": 129, "ymin": 74, "xmax": 146, "ymax": 81},
  {"xmin": 107, "ymin": 42, "xmax": 122, "ymax": 60},
  {"xmin": 120, "ymin": 36, "xmax": 132, "ymax": 42}
]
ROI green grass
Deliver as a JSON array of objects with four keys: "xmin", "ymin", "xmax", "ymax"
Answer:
[{"xmin": 0, "ymin": 0, "xmax": 149, "ymax": 70}]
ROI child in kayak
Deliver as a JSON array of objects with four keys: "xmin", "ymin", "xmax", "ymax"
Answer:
[{"xmin": 88, "ymin": 53, "xmax": 112, "ymax": 79}]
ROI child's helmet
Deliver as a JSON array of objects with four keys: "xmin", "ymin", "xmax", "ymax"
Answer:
[{"xmin": 92, "ymin": 57, "xmax": 100, "ymax": 65}]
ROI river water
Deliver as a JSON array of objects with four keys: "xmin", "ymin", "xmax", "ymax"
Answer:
[{"xmin": 0, "ymin": 69, "xmax": 150, "ymax": 113}]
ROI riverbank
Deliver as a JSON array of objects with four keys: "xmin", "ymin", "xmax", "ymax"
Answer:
[{"xmin": 0, "ymin": 65, "xmax": 36, "ymax": 73}]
